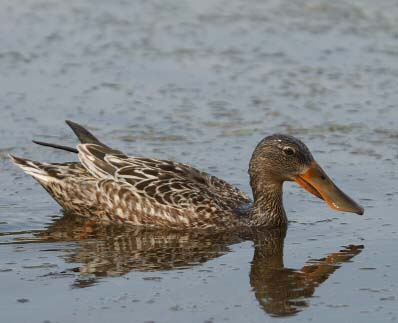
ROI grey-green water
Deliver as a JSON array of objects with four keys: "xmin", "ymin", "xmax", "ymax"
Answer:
[{"xmin": 0, "ymin": 0, "xmax": 397, "ymax": 322}]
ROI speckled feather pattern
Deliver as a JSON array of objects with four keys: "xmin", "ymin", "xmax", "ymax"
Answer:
[
  {"xmin": 11, "ymin": 121, "xmax": 322, "ymax": 229},
  {"xmin": 11, "ymin": 144, "xmax": 251, "ymax": 229}
]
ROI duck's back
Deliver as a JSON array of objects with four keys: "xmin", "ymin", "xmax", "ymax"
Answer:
[{"xmin": 12, "ymin": 143, "xmax": 251, "ymax": 229}]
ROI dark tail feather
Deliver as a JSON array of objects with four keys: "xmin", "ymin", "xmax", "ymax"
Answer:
[
  {"xmin": 33, "ymin": 121, "xmax": 122, "ymax": 155},
  {"xmin": 65, "ymin": 120, "xmax": 110, "ymax": 148},
  {"xmin": 32, "ymin": 140, "xmax": 78, "ymax": 153}
]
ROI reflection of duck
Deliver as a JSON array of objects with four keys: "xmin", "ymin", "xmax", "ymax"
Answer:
[
  {"xmin": 250, "ymin": 229, "xmax": 363, "ymax": 316},
  {"xmin": 32, "ymin": 215, "xmax": 363, "ymax": 315},
  {"xmin": 37, "ymin": 214, "xmax": 243, "ymax": 282},
  {"xmin": 10, "ymin": 120, "xmax": 363, "ymax": 229}
]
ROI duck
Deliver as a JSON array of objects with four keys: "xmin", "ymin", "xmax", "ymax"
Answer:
[{"xmin": 10, "ymin": 120, "xmax": 364, "ymax": 229}]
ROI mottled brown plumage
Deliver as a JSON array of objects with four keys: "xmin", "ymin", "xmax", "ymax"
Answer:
[{"xmin": 10, "ymin": 120, "xmax": 363, "ymax": 229}]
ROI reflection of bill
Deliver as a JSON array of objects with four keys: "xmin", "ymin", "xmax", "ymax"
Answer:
[
  {"xmin": 250, "ymin": 229, "xmax": 363, "ymax": 316},
  {"xmin": 33, "ymin": 214, "xmax": 363, "ymax": 316}
]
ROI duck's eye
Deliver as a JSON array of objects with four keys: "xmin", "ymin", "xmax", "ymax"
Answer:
[{"xmin": 283, "ymin": 147, "xmax": 295, "ymax": 156}]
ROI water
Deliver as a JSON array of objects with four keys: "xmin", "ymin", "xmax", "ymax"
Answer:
[{"xmin": 0, "ymin": 0, "xmax": 397, "ymax": 322}]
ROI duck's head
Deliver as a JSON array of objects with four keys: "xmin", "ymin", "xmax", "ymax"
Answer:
[{"xmin": 249, "ymin": 134, "xmax": 364, "ymax": 215}]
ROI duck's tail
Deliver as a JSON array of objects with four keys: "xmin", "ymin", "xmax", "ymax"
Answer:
[
  {"xmin": 32, "ymin": 120, "xmax": 111, "ymax": 154},
  {"xmin": 9, "ymin": 154, "xmax": 98, "ymax": 214},
  {"xmin": 9, "ymin": 155, "xmax": 54, "ymax": 184}
]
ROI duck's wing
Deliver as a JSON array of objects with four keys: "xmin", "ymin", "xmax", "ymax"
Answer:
[{"xmin": 77, "ymin": 144, "xmax": 251, "ymax": 212}]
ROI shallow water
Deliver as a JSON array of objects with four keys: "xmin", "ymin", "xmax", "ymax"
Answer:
[{"xmin": 0, "ymin": 0, "xmax": 397, "ymax": 322}]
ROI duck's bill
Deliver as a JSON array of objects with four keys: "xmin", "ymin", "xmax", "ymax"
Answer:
[{"xmin": 294, "ymin": 161, "xmax": 364, "ymax": 215}]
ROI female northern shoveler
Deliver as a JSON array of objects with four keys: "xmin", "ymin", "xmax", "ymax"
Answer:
[{"xmin": 10, "ymin": 120, "xmax": 363, "ymax": 229}]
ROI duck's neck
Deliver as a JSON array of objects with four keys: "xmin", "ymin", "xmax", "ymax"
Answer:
[{"xmin": 249, "ymin": 180, "xmax": 288, "ymax": 227}]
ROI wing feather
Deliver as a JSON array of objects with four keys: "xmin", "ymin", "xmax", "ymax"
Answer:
[
  {"xmin": 77, "ymin": 144, "xmax": 121, "ymax": 178},
  {"xmin": 77, "ymin": 143, "xmax": 250, "ymax": 214}
]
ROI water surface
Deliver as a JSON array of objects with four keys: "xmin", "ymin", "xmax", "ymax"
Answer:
[{"xmin": 0, "ymin": 0, "xmax": 397, "ymax": 322}]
